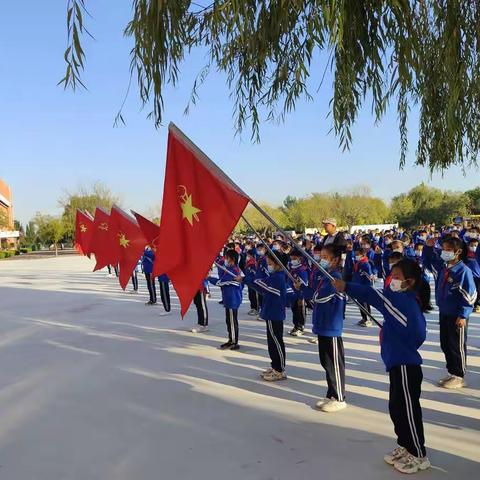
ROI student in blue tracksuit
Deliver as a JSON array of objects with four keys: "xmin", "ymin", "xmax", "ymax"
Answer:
[
  {"xmin": 208, "ymin": 249, "xmax": 243, "ymax": 350},
  {"xmin": 296, "ymin": 244, "xmax": 347, "ymax": 412},
  {"xmin": 255, "ymin": 243, "xmax": 269, "ymax": 314},
  {"xmin": 353, "ymin": 248, "xmax": 374, "ymax": 327},
  {"xmin": 244, "ymin": 249, "xmax": 259, "ymax": 316},
  {"xmin": 424, "ymin": 236, "xmax": 477, "ymax": 389},
  {"xmin": 465, "ymin": 238, "xmax": 480, "ymax": 313},
  {"xmin": 287, "ymin": 249, "xmax": 308, "ymax": 336},
  {"xmin": 333, "ymin": 259, "xmax": 431, "ymax": 474},
  {"xmin": 243, "ymin": 251, "xmax": 287, "ymax": 381},
  {"xmin": 402, "ymin": 235, "xmax": 416, "ymax": 260},
  {"xmin": 157, "ymin": 273, "xmax": 171, "ymax": 312},
  {"xmin": 142, "ymin": 246, "xmax": 157, "ymax": 305}
]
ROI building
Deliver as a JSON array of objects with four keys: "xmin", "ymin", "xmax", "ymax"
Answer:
[{"xmin": 0, "ymin": 178, "xmax": 19, "ymax": 249}]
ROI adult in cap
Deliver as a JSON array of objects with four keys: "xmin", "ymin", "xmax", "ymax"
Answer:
[{"xmin": 322, "ymin": 218, "xmax": 347, "ymax": 252}]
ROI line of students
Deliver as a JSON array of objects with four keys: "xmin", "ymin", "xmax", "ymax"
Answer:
[{"xmin": 202, "ymin": 220, "xmax": 480, "ymax": 474}]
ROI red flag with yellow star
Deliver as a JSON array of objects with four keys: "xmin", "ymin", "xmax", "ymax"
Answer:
[
  {"xmin": 75, "ymin": 209, "xmax": 94, "ymax": 256},
  {"xmin": 131, "ymin": 211, "xmax": 160, "ymax": 248},
  {"xmin": 91, "ymin": 207, "xmax": 116, "ymax": 271},
  {"xmin": 110, "ymin": 207, "xmax": 147, "ymax": 289},
  {"xmin": 153, "ymin": 123, "xmax": 249, "ymax": 316}
]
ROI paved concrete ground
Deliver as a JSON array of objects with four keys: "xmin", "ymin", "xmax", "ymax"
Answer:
[{"xmin": 0, "ymin": 256, "xmax": 479, "ymax": 479}]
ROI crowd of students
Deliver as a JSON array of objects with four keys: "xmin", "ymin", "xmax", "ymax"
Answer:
[{"xmin": 109, "ymin": 218, "xmax": 479, "ymax": 475}]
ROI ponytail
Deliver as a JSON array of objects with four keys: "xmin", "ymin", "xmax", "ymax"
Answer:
[{"xmin": 392, "ymin": 259, "xmax": 430, "ymax": 313}]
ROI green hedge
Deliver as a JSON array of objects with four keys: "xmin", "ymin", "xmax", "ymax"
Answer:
[
  {"xmin": 19, "ymin": 247, "xmax": 32, "ymax": 254},
  {"xmin": 0, "ymin": 250, "xmax": 17, "ymax": 259}
]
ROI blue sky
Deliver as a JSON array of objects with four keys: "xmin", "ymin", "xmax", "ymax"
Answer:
[{"xmin": 1, "ymin": 1, "xmax": 479, "ymax": 227}]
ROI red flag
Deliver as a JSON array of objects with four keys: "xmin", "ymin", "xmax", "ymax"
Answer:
[
  {"xmin": 132, "ymin": 211, "xmax": 160, "ymax": 248},
  {"xmin": 110, "ymin": 207, "xmax": 147, "ymax": 289},
  {"xmin": 90, "ymin": 207, "xmax": 115, "ymax": 271},
  {"xmin": 153, "ymin": 123, "xmax": 249, "ymax": 316},
  {"xmin": 94, "ymin": 204, "xmax": 129, "ymax": 272},
  {"xmin": 74, "ymin": 210, "xmax": 94, "ymax": 256}
]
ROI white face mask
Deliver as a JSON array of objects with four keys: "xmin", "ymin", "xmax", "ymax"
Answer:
[
  {"xmin": 415, "ymin": 250, "xmax": 422, "ymax": 257},
  {"xmin": 469, "ymin": 246, "xmax": 477, "ymax": 252},
  {"xmin": 389, "ymin": 279, "xmax": 405, "ymax": 292},
  {"xmin": 392, "ymin": 248, "xmax": 403, "ymax": 253},
  {"xmin": 468, "ymin": 233, "xmax": 478, "ymax": 239},
  {"xmin": 441, "ymin": 250, "xmax": 456, "ymax": 262},
  {"xmin": 385, "ymin": 239, "xmax": 392, "ymax": 245},
  {"xmin": 355, "ymin": 255, "xmax": 363, "ymax": 262},
  {"xmin": 290, "ymin": 259, "xmax": 301, "ymax": 268},
  {"xmin": 313, "ymin": 254, "xmax": 321, "ymax": 261},
  {"xmin": 267, "ymin": 265, "xmax": 275, "ymax": 274}
]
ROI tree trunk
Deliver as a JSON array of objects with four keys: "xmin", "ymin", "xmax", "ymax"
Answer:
[{"xmin": 55, "ymin": 244, "xmax": 58, "ymax": 256}]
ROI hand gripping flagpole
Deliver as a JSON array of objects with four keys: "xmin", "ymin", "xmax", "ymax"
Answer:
[
  {"xmin": 168, "ymin": 122, "xmax": 381, "ymax": 328},
  {"xmin": 240, "ymin": 214, "xmax": 296, "ymax": 283}
]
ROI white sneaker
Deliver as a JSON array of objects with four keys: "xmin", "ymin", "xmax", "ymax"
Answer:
[
  {"xmin": 262, "ymin": 369, "xmax": 287, "ymax": 382},
  {"xmin": 394, "ymin": 454, "xmax": 431, "ymax": 474},
  {"xmin": 308, "ymin": 337, "xmax": 318, "ymax": 344},
  {"xmin": 315, "ymin": 398, "xmax": 331, "ymax": 409},
  {"xmin": 320, "ymin": 399, "xmax": 347, "ymax": 412},
  {"xmin": 191, "ymin": 326, "xmax": 209, "ymax": 333},
  {"xmin": 384, "ymin": 446, "xmax": 407, "ymax": 465},
  {"xmin": 129, "ymin": 290, "xmax": 138, "ymax": 294},
  {"xmin": 260, "ymin": 367, "xmax": 274, "ymax": 378},
  {"xmin": 437, "ymin": 374, "xmax": 453, "ymax": 386},
  {"xmin": 442, "ymin": 375, "xmax": 466, "ymax": 389},
  {"xmin": 248, "ymin": 309, "xmax": 258, "ymax": 316}
]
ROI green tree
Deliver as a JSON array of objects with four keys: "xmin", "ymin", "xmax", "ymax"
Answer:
[
  {"xmin": 59, "ymin": 182, "xmax": 120, "ymax": 240},
  {"xmin": 34, "ymin": 214, "xmax": 66, "ymax": 255},
  {"xmin": 391, "ymin": 184, "xmax": 468, "ymax": 226},
  {"xmin": 464, "ymin": 187, "xmax": 480, "ymax": 214},
  {"xmin": 236, "ymin": 204, "xmax": 286, "ymax": 235},
  {"xmin": 13, "ymin": 219, "xmax": 23, "ymax": 234},
  {"xmin": 62, "ymin": 1, "xmax": 480, "ymax": 171}
]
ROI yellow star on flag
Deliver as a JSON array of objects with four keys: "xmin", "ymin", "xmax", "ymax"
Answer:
[
  {"xmin": 180, "ymin": 193, "xmax": 201, "ymax": 226},
  {"xmin": 119, "ymin": 233, "xmax": 130, "ymax": 248},
  {"xmin": 80, "ymin": 224, "xmax": 87, "ymax": 233}
]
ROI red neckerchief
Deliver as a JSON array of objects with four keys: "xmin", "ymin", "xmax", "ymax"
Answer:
[
  {"xmin": 246, "ymin": 258, "xmax": 256, "ymax": 268},
  {"xmin": 385, "ymin": 273, "xmax": 392, "ymax": 288},
  {"xmin": 353, "ymin": 256, "xmax": 368, "ymax": 272},
  {"xmin": 467, "ymin": 250, "xmax": 476, "ymax": 259}
]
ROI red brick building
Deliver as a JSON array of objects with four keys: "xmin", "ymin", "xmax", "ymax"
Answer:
[{"xmin": 0, "ymin": 177, "xmax": 19, "ymax": 249}]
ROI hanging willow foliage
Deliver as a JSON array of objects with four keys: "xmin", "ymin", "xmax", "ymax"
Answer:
[{"xmin": 60, "ymin": 0, "xmax": 480, "ymax": 171}]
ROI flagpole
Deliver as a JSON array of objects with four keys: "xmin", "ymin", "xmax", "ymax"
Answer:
[
  {"xmin": 214, "ymin": 261, "xmax": 244, "ymax": 278},
  {"xmin": 169, "ymin": 123, "xmax": 381, "ymax": 328},
  {"xmin": 240, "ymin": 214, "xmax": 296, "ymax": 283}
]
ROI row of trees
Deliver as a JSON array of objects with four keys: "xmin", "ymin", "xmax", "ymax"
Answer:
[
  {"xmin": 238, "ymin": 184, "xmax": 480, "ymax": 234},
  {"xmin": 13, "ymin": 182, "xmax": 480, "ymax": 252}
]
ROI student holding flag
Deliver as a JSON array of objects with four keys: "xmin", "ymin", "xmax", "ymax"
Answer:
[
  {"xmin": 207, "ymin": 249, "xmax": 243, "ymax": 350},
  {"xmin": 243, "ymin": 251, "xmax": 288, "ymax": 382}
]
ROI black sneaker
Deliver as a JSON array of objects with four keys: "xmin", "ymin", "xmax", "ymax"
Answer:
[
  {"xmin": 219, "ymin": 341, "xmax": 233, "ymax": 350},
  {"xmin": 218, "ymin": 300, "xmax": 224, "ymax": 305},
  {"xmin": 145, "ymin": 301, "xmax": 154, "ymax": 306},
  {"xmin": 229, "ymin": 343, "xmax": 240, "ymax": 351}
]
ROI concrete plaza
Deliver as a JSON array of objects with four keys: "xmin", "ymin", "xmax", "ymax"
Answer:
[{"xmin": 0, "ymin": 256, "xmax": 479, "ymax": 479}]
